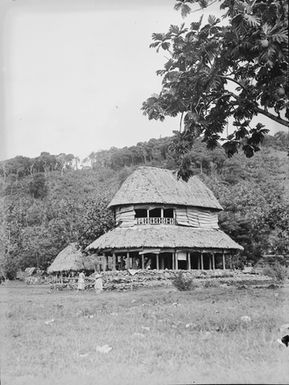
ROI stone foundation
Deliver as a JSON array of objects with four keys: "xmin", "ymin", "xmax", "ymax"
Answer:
[{"xmin": 100, "ymin": 269, "xmax": 272, "ymax": 291}]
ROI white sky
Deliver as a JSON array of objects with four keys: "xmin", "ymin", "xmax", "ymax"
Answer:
[{"xmin": 0, "ymin": 0, "xmax": 285, "ymax": 161}]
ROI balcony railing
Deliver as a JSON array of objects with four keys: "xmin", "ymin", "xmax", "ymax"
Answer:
[{"xmin": 136, "ymin": 217, "xmax": 175, "ymax": 225}]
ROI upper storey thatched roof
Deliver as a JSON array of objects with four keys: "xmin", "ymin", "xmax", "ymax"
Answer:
[{"xmin": 108, "ymin": 167, "xmax": 222, "ymax": 210}]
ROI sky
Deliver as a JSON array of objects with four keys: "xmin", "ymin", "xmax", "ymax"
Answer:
[{"xmin": 0, "ymin": 0, "xmax": 286, "ymax": 161}]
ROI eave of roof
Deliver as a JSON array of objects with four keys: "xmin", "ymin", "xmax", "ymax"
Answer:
[{"xmin": 86, "ymin": 226, "xmax": 243, "ymax": 252}]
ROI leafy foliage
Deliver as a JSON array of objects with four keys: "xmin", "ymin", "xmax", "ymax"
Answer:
[
  {"xmin": 142, "ymin": 0, "xmax": 288, "ymax": 178},
  {"xmin": 77, "ymin": 198, "xmax": 114, "ymax": 250},
  {"xmin": 262, "ymin": 262, "xmax": 288, "ymax": 282},
  {"xmin": 29, "ymin": 173, "xmax": 48, "ymax": 199}
]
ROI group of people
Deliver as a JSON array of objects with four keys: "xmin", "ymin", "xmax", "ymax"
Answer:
[{"xmin": 77, "ymin": 271, "xmax": 103, "ymax": 293}]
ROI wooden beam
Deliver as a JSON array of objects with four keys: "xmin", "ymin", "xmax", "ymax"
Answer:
[
  {"xmin": 212, "ymin": 253, "xmax": 215, "ymax": 270},
  {"xmin": 222, "ymin": 251, "xmax": 226, "ymax": 270},
  {"xmin": 113, "ymin": 248, "xmax": 141, "ymax": 253},
  {"xmin": 183, "ymin": 248, "xmax": 233, "ymax": 254},
  {"xmin": 209, "ymin": 254, "xmax": 212, "ymax": 270},
  {"xmin": 172, "ymin": 253, "xmax": 174, "ymax": 270},
  {"xmin": 141, "ymin": 254, "xmax": 144, "ymax": 269},
  {"xmin": 201, "ymin": 252, "xmax": 204, "ymax": 270},
  {"xmin": 175, "ymin": 253, "xmax": 178, "ymax": 271}
]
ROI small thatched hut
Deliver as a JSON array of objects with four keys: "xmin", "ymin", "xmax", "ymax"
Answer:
[
  {"xmin": 47, "ymin": 243, "xmax": 97, "ymax": 274},
  {"xmin": 87, "ymin": 166, "xmax": 243, "ymax": 271}
]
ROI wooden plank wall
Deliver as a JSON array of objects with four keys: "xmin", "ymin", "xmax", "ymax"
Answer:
[
  {"xmin": 115, "ymin": 205, "xmax": 219, "ymax": 229},
  {"xmin": 176, "ymin": 207, "xmax": 218, "ymax": 228},
  {"xmin": 115, "ymin": 206, "xmax": 135, "ymax": 227}
]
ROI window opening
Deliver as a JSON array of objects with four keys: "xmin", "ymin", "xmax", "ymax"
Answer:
[
  {"xmin": 149, "ymin": 208, "xmax": 161, "ymax": 218},
  {"xmin": 135, "ymin": 209, "xmax": 147, "ymax": 218},
  {"xmin": 164, "ymin": 208, "xmax": 174, "ymax": 218}
]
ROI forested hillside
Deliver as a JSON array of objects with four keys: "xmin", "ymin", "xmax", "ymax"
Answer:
[{"xmin": 1, "ymin": 132, "xmax": 288, "ymax": 278}]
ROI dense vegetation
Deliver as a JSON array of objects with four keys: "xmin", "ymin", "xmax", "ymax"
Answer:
[{"xmin": 0, "ymin": 131, "xmax": 288, "ymax": 278}]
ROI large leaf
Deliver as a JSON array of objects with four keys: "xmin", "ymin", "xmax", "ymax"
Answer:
[
  {"xmin": 244, "ymin": 14, "xmax": 260, "ymax": 27},
  {"xmin": 190, "ymin": 15, "xmax": 203, "ymax": 31},
  {"xmin": 222, "ymin": 141, "xmax": 239, "ymax": 157},
  {"xmin": 208, "ymin": 15, "xmax": 220, "ymax": 26},
  {"xmin": 180, "ymin": 3, "xmax": 191, "ymax": 18}
]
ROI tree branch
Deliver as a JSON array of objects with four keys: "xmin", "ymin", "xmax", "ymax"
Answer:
[
  {"xmin": 256, "ymin": 107, "xmax": 289, "ymax": 127},
  {"xmin": 179, "ymin": 112, "xmax": 184, "ymax": 132},
  {"xmin": 219, "ymin": 78, "xmax": 288, "ymax": 127},
  {"xmin": 190, "ymin": 0, "xmax": 218, "ymax": 14}
]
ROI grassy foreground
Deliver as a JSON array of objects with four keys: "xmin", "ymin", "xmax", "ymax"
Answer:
[{"xmin": 1, "ymin": 281, "xmax": 289, "ymax": 385}]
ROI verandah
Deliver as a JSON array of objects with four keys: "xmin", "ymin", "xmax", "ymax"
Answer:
[{"xmin": 97, "ymin": 249, "xmax": 234, "ymax": 271}]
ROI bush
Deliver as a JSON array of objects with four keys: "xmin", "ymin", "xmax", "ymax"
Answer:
[
  {"xmin": 203, "ymin": 280, "xmax": 220, "ymax": 288},
  {"xmin": 172, "ymin": 272, "xmax": 196, "ymax": 291},
  {"xmin": 263, "ymin": 262, "xmax": 288, "ymax": 282},
  {"xmin": 0, "ymin": 255, "xmax": 18, "ymax": 280}
]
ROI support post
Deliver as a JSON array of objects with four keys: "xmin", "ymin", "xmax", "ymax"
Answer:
[
  {"xmin": 160, "ymin": 254, "xmax": 165, "ymax": 270},
  {"xmin": 222, "ymin": 251, "xmax": 226, "ymax": 270},
  {"xmin": 198, "ymin": 254, "xmax": 200, "ymax": 270},
  {"xmin": 112, "ymin": 253, "xmax": 116, "ymax": 271},
  {"xmin": 209, "ymin": 254, "xmax": 212, "ymax": 270},
  {"xmin": 201, "ymin": 252, "xmax": 204, "ymax": 270},
  {"xmin": 172, "ymin": 253, "xmax": 174, "ymax": 270},
  {"xmin": 141, "ymin": 254, "xmax": 145, "ymax": 270},
  {"xmin": 175, "ymin": 253, "xmax": 178, "ymax": 271},
  {"xmin": 212, "ymin": 253, "xmax": 215, "ymax": 270},
  {"xmin": 126, "ymin": 252, "xmax": 130, "ymax": 269},
  {"xmin": 106, "ymin": 255, "xmax": 109, "ymax": 271},
  {"xmin": 187, "ymin": 252, "xmax": 191, "ymax": 270},
  {"xmin": 156, "ymin": 253, "xmax": 159, "ymax": 270}
]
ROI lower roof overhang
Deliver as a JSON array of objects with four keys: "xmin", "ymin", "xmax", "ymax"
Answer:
[{"xmin": 86, "ymin": 225, "xmax": 243, "ymax": 253}]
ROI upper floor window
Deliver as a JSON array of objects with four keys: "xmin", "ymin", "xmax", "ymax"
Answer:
[
  {"xmin": 164, "ymin": 208, "xmax": 174, "ymax": 218},
  {"xmin": 135, "ymin": 208, "xmax": 147, "ymax": 218},
  {"xmin": 149, "ymin": 208, "xmax": 161, "ymax": 218},
  {"xmin": 135, "ymin": 207, "xmax": 175, "ymax": 225}
]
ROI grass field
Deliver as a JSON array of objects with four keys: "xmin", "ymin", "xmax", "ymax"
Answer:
[{"xmin": 1, "ymin": 281, "xmax": 289, "ymax": 385}]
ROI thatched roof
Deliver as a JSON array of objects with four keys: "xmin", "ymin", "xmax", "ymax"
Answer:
[
  {"xmin": 86, "ymin": 226, "xmax": 243, "ymax": 251},
  {"xmin": 47, "ymin": 243, "xmax": 97, "ymax": 273},
  {"xmin": 108, "ymin": 166, "xmax": 222, "ymax": 210}
]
